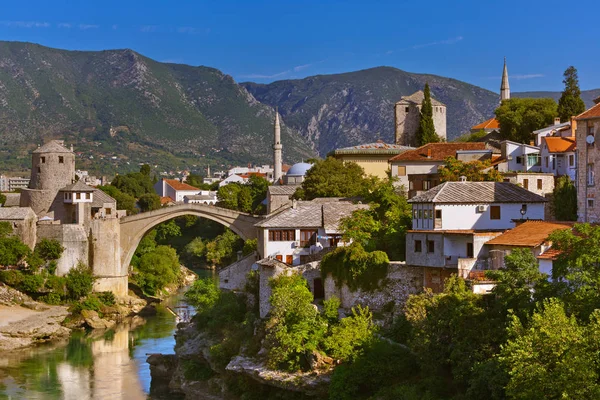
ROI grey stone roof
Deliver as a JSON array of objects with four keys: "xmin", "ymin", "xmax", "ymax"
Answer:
[
  {"xmin": 60, "ymin": 181, "xmax": 94, "ymax": 192},
  {"xmin": 256, "ymin": 258, "xmax": 288, "ymax": 268},
  {"xmin": 255, "ymin": 201, "xmax": 368, "ymax": 229},
  {"xmin": 395, "ymin": 90, "xmax": 445, "ymax": 107},
  {"xmin": 334, "ymin": 142, "xmax": 415, "ymax": 155},
  {"xmin": 33, "ymin": 140, "xmax": 72, "ymax": 154},
  {"xmin": 3, "ymin": 193, "xmax": 21, "ymax": 207},
  {"xmin": 91, "ymin": 189, "xmax": 116, "ymax": 208},
  {"xmin": 268, "ymin": 185, "xmax": 299, "ymax": 196},
  {"xmin": 185, "ymin": 194, "xmax": 216, "ymax": 201},
  {"xmin": 408, "ymin": 181, "xmax": 547, "ymax": 204},
  {"xmin": 0, "ymin": 207, "xmax": 35, "ymax": 220}
]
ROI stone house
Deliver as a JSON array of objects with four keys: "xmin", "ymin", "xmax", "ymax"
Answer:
[
  {"xmin": 255, "ymin": 200, "xmax": 368, "ymax": 266},
  {"xmin": 333, "ymin": 140, "xmax": 414, "ymax": 179},
  {"xmin": 388, "ymin": 142, "xmax": 489, "ymax": 198},
  {"xmin": 575, "ymin": 98, "xmax": 600, "ymax": 222},
  {"xmin": 501, "ymin": 172, "xmax": 555, "ymax": 197},
  {"xmin": 395, "ymin": 90, "xmax": 446, "ymax": 146},
  {"xmin": 0, "ymin": 207, "xmax": 37, "ymax": 249},
  {"xmin": 405, "ymin": 181, "xmax": 547, "ymax": 292}
]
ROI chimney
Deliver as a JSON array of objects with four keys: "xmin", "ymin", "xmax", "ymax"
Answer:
[
  {"xmin": 292, "ymin": 199, "xmax": 297, "ymax": 209},
  {"xmin": 571, "ymin": 117, "xmax": 577, "ymax": 136},
  {"xmin": 554, "ymin": 117, "xmax": 561, "ymax": 125},
  {"xmin": 427, "ymin": 148, "xmax": 432, "ymax": 158},
  {"xmin": 459, "ymin": 175, "xmax": 467, "ymax": 182}
]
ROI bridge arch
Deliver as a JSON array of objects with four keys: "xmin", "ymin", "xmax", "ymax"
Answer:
[{"xmin": 119, "ymin": 204, "xmax": 262, "ymax": 270}]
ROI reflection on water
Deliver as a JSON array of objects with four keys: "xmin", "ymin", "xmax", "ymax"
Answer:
[{"xmin": 0, "ymin": 270, "xmax": 211, "ymax": 400}]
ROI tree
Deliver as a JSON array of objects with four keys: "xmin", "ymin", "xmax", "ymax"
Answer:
[
  {"xmin": 217, "ymin": 183, "xmax": 252, "ymax": 213},
  {"xmin": 98, "ymin": 185, "xmax": 136, "ymax": 215},
  {"xmin": 205, "ymin": 229, "xmax": 243, "ymax": 267},
  {"xmin": 35, "ymin": 239, "xmax": 64, "ymax": 261},
  {"xmin": 138, "ymin": 193, "xmax": 161, "ymax": 212},
  {"xmin": 295, "ymin": 157, "xmax": 369, "ymax": 200},
  {"xmin": 438, "ymin": 157, "xmax": 502, "ymax": 183},
  {"xmin": 557, "ymin": 66, "xmax": 586, "ymax": 122},
  {"xmin": 416, "ymin": 83, "xmax": 440, "ymax": 146},
  {"xmin": 0, "ymin": 221, "xmax": 12, "ymax": 238},
  {"xmin": 155, "ymin": 219, "xmax": 182, "ymax": 241},
  {"xmin": 140, "ymin": 164, "xmax": 151, "ymax": 176},
  {"xmin": 65, "ymin": 262, "xmax": 94, "ymax": 300},
  {"xmin": 321, "ymin": 243, "xmax": 389, "ymax": 291},
  {"xmin": 500, "ymin": 299, "xmax": 600, "ymax": 400},
  {"xmin": 551, "ymin": 176, "xmax": 577, "ymax": 221},
  {"xmin": 0, "ymin": 193, "xmax": 5, "ymax": 206},
  {"xmin": 495, "ymin": 98, "xmax": 558, "ymax": 143},
  {"xmin": 135, "ymin": 245, "xmax": 180, "ymax": 295}
]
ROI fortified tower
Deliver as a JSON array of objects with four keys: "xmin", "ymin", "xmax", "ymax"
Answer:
[
  {"xmin": 273, "ymin": 109, "xmax": 283, "ymax": 182},
  {"xmin": 20, "ymin": 140, "xmax": 76, "ymax": 215},
  {"xmin": 394, "ymin": 90, "xmax": 446, "ymax": 146}
]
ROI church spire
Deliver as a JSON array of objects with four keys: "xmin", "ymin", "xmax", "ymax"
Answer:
[
  {"xmin": 273, "ymin": 108, "xmax": 283, "ymax": 182},
  {"xmin": 501, "ymin": 57, "xmax": 510, "ymax": 102}
]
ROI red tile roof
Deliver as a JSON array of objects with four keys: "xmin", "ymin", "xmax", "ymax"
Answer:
[
  {"xmin": 472, "ymin": 117, "xmax": 500, "ymax": 130},
  {"xmin": 485, "ymin": 221, "xmax": 573, "ymax": 247},
  {"xmin": 389, "ymin": 142, "xmax": 487, "ymax": 162},
  {"xmin": 160, "ymin": 196, "xmax": 174, "ymax": 205},
  {"xmin": 238, "ymin": 172, "xmax": 267, "ymax": 179},
  {"xmin": 165, "ymin": 179, "xmax": 200, "ymax": 191},
  {"xmin": 576, "ymin": 102, "xmax": 600, "ymax": 120},
  {"xmin": 537, "ymin": 247, "xmax": 562, "ymax": 260},
  {"xmin": 543, "ymin": 136, "xmax": 576, "ymax": 153}
]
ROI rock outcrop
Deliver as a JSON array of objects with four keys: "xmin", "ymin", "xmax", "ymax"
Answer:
[{"xmin": 0, "ymin": 305, "xmax": 70, "ymax": 351}]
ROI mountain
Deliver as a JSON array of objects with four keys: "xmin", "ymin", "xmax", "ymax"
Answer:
[
  {"xmin": 514, "ymin": 89, "xmax": 600, "ymax": 108},
  {"xmin": 242, "ymin": 67, "xmax": 501, "ymax": 155},
  {"xmin": 0, "ymin": 41, "xmax": 315, "ymax": 174}
]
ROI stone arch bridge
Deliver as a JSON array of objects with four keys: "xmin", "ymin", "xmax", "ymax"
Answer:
[{"xmin": 119, "ymin": 204, "xmax": 262, "ymax": 271}]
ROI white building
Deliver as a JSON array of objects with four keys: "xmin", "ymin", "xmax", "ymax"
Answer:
[
  {"xmin": 0, "ymin": 175, "xmax": 30, "ymax": 192},
  {"xmin": 255, "ymin": 200, "xmax": 368, "ymax": 266},
  {"xmin": 154, "ymin": 178, "xmax": 205, "ymax": 203},
  {"xmin": 218, "ymin": 174, "xmax": 247, "ymax": 187},
  {"xmin": 184, "ymin": 192, "xmax": 218, "ymax": 205},
  {"xmin": 532, "ymin": 118, "xmax": 574, "ymax": 147},
  {"xmin": 497, "ymin": 141, "xmax": 541, "ymax": 173},
  {"xmin": 539, "ymin": 136, "xmax": 577, "ymax": 181},
  {"xmin": 405, "ymin": 180, "xmax": 547, "ymax": 292}
]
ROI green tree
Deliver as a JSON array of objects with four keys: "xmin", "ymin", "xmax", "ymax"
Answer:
[
  {"xmin": 557, "ymin": 66, "xmax": 586, "ymax": 122},
  {"xmin": 295, "ymin": 157, "xmax": 368, "ymax": 200},
  {"xmin": 416, "ymin": 83, "xmax": 440, "ymax": 146},
  {"xmin": 140, "ymin": 164, "xmax": 151, "ymax": 176},
  {"xmin": 247, "ymin": 174, "xmax": 270, "ymax": 212},
  {"xmin": 323, "ymin": 304, "xmax": 375, "ymax": 361},
  {"xmin": 438, "ymin": 157, "xmax": 503, "ymax": 183},
  {"xmin": 138, "ymin": 193, "xmax": 161, "ymax": 212},
  {"xmin": 98, "ymin": 185, "xmax": 136, "ymax": 215},
  {"xmin": 495, "ymin": 98, "xmax": 558, "ymax": 143},
  {"xmin": 35, "ymin": 239, "xmax": 64, "ymax": 261},
  {"xmin": 552, "ymin": 175, "xmax": 577, "ymax": 221},
  {"xmin": 0, "ymin": 221, "xmax": 13, "ymax": 238},
  {"xmin": 0, "ymin": 235, "xmax": 31, "ymax": 267},
  {"xmin": 217, "ymin": 183, "xmax": 252, "ymax": 213},
  {"xmin": 500, "ymin": 298, "xmax": 600, "ymax": 400},
  {"xmin": 205, "ymin": 229, "xmax": 243, "ymax": 267},
  {"xmin": 135, "ymin": 245, "xmax": 180, "ymax": 295},
  {"xmin": 321, "ymin": 243, "xmax": 389, "ymax": 291},
  {"xmin": 155, "ymin": 219, "xmax": 182, "ymax": 241},
  {"xmin": 65, "ymin": 263, "xmax": 94, "ymax": 300},
  {"xmin": 0, "ymin": 193, "xmax": 6, "ymax": 206}
]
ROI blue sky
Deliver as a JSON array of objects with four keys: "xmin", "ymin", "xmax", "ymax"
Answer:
[{"xmin": 1, "ymin": 0, "xmax": 598, "ymax": 93}]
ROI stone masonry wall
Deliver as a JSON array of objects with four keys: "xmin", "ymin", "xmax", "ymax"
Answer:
[
  {"xmin": 219, "ymin": 252, "xmax": 259, "ymax": 291},
  {"xmin": 577, "ymin": 119, "xmax": 600, "ymax": 222},
  {"xmin": 37, "ymin": 224, "xmax": 88, "ymax": 276}
]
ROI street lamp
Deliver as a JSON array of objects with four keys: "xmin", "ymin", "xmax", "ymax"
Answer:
[{"xmin": 520, "ymin": 204, "xmax": 527, "ymax": 220}]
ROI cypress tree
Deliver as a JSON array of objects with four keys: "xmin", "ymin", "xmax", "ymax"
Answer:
[
  {"xmin": 557, "ymin": 66, "xmax": 585, "ymax": 122},
  {"xmin": 416, "ymin": 83, "xmax": 440, "ymax": 146}
]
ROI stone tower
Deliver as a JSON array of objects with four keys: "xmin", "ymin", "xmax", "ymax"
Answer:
[
  {"xmin": 20, "ymin": 140, "xmax": 76, "ymax": 215},
  {"xmin": 273, "ymin": 109, "xmax": 283, "ymax": 182},
  {"xmin": 394, "ymin": 90, "xmax": 447, "ymax": 146},
  {"xmin": 501, "ymin": 57, "xmax": 510, "ymax": 102}
]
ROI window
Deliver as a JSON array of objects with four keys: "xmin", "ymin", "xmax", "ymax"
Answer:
[
  {"xmin": 286, "ymin": 255, "xmax": 293, "ymax": 264},
  {"xmin": 275, "ymin": 255, "xmax": 283, "ymax": 261},
  {"xmin": 409, "ymin": 181, "xmax": 414, "ymax": 190},
  {"xmin": 41, "ymin": 156, "xmax": 45, "ymax": 163},
  {"xmin": 76, "ymin": 193, "xmax": 81, "ymax": 200},
  {"xmin": 300, "ymin": 230, "xmax": 317, "ymax": 247},
  {"xmin": 588, "ymin": 121, "xmax": 595, "ymax": 136},
  {"xmin": 435, "ymin": 209, "xmax": 442, "ymax": 219},
  {"xmin": 588, "ymin": 199, "xmax": 594, "ymax": 208},
  {"xmin": 503, "ymin": 178, "xmax": 510, "ymax": 183},
  {"xmin": 418, "ymin": 209, "xmax": 423, "ymax": 219},
  {"xmin": 58, "ymin": 156, "xmax": 64, "ymax": 164},
  {"xmin": 466, "ymin": 243, "xmax": 474, "ymax": 258},
  {"xmin": 552, "ymin": 156, "xmax": 556, "ymax": 170},
  {"xmin": 269, "ymin": 230, "xmax": 295, "ymax": 241},
  {"xmin": 427, "ymin": 240, "xmax": 435, "ymax": 253},
  {"xmin": 490, "ymin": 205, "xmax": 501, "ymax": 220},
  {"xmin": 37, "ymin": 167, "xmax": 41, "ymax": 173},
  {"xmin": 423, "ymin": 180, "xmax": 431, "ymax": 190},
  {"xmin": 569, "ymin": 154, "xmax": 575, "ymax": 167},
  {"xmin": 588, "ymin": 164, "xmax": 595, "ymax": 186},
  {"xmin": 86, "ymin": 193, "xmax": 91, "ymax": 199},
  {"xmin": 413, "ymin": 209, "xmax": 418, "ymax": 219},
  {"xmin": 528, "ymin": 154, "xmax": 541, "ymax": 167},
  {"xmin": 405, "ymin": 107, "xmax": 409, "ymax": 112},
  {"xmin": 545, "ymin": 157, "xmax": 549, "ymax": 168},
  {"xmin": 537, "ymin": 179, "xmax": 542, "ymax": 190},
  {"xmin": 106, "ymin": 208, "xmax": 112, "ymax": 215},
  {"xmin": 397, "ymin": 166, "xmax": 406, "ymax": 176},
  {"xmin": 523, "ymin": 179, "xmax": 529, "ymax": 190},
  {"xmin": 414, "ymin": 240, "xmax": 422, "ymax": 253},
  {"xmin": 516, "ymin": 156, "xmax": 522, "ymax": 165}
]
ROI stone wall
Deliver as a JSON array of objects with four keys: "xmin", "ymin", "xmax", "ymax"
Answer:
[
  {"xmin": 37, "ymin": 224, "xmax": 89, "ymax": 276},
  {"xmin": 89, "ymin": 218, "xmax": 126, "ymax": 296},
  {"xmin": 324, "ymin": 262, "xmax": 424, "ymax": 311},
  {"xmin": 577, "ymin": 119, "xmax": 600, "ymax": 222},
  {"xmin": 395, "ymin": 103, "xmax": 421, "ymax": 146},
  {"xmin": 219, "ymin": 252, "xmax": 259, "ymax": 291},
  {"xmin": 10, "ymin": 212, "xmax": 37, "ymax": 250}
]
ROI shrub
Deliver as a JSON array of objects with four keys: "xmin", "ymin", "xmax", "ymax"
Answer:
[
  {"xmin": 39, "ymin": 292, "xmax": 62, "ymax": 305},
  {"xmin": 19, "ymin": 274, "xmax": 44, "ymax": 293},
  {"xmin": 0, "ymin": 270, "xmax": 25, "ymax": 287},
  {"xmin": 70, "ymin": 296, "xmax": 103, "ymax": 314},
  {"xmin": 321, "ymin": 243, "xmax": 389, "ymax": 291},
  {"xmin": 0, "ymin": 236, "xmax": 31, "ymax": 266},
  {"xmin": 97, "ymin": 291, "xmax": 116, "ymax": 306},
  {"xmin": 185, "ymin": 278, "xmax": 220, "ymax": 311},
  {"xmin": 36, "ymin": 239, "xmax": 64, "ymax": 261},
  {"xmin": 66, "ymin": 263, "xmax": 95, "ymax": 300},
  {"xmin": 323, "ymin": 304, "xmax": 375, "ymax": 362},
  {"xmin": 242, "ymin": 238, "xmax": 257, "ymax": 256},
  {"xmin": 45, "ymin": 275, "xmax": 67, "ymax": 296},
  {"xmin": 322, "ymin": 296, "xmax": 341, "ymax": 325},
  {"xmin": 47, "ymin": 260, "xmax": 58, "ymax": 275}
]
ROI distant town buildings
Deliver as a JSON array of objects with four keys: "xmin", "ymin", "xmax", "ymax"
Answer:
[
  {"xmin": 154, "ymin": 178, "xmax": 217, "ymax": 204},
  {"xmin": 0, "ymin": 175, "xmax": 30, "ymax": 192}
]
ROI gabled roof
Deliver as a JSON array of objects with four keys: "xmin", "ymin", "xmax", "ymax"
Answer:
[
  {"xmin": 543, "ymin": 136, "xmax": 576, "ymax": 153},
  {"xmin": 91, "ymin": 189, "xmax": 116, "ymax": 208},
  {"xmin": 33, "ymin": 140, "xmax": 72, "ymax": 154},
  {"xmin": 60, "ymin": 181, "xmax": 94, "ymax": 192},
  {"xmin": 408, "ymin": 181, "xmax": 547, "ymax": 204},
  {"xmin": 395, "ymin": 90, "xmax": 445, "ymax": 107},
  {"xmin": 533, "ymin": 121, "xmax": 571, "ymax": 135},
  {"xmin": 255, "ymin": 201, "xmax": 367, "ymax": 229},
  {"xmin": 576, "ymin": 102, "xmax": 600, "ymax": 120},
  {"xmin": 164, "ymin": 179, "xmax": 200, "ymax": 191},
  {"xmin": 472, "ymin": 117, "xmax": 500, "ymax": 131},
  {"xmin": 0, "ymin": 207, "xmax": 36, "ymax": 220},
  {"xmin": 389, "ymin": 142, "xmax": 487, "ymax": 162},
  {"xmin": 334, "ymin": 141, "xmax": 414, "ymax": 155},
  {"xmin": 268, "ymin": 185, "xmax": 299, "ymax": 196},
  {"xmin": 485, "ymin": 221, "xmax": 573, "ymax": 247}
]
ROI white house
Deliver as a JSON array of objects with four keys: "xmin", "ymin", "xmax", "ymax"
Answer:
[
  {"xmin": 255, "ymin": 200, "xmax": 368, "ymax": 266},
  {"xmin": 405, "ymin": 180, "xmax": 547, "ymax": 292},
  {"xmin": 532, "ymin": 118, "xmax": 574, "ymax": 147},
  {"xmin": 497, "ymin": 140, "xmax": 541, "ymax": 173},
  {"xmin": 540, "ymin": 136, "xmax": 577, "ymax": 180},
  {"xmin": 154, "ymin": 178, "xmax": 203, "ymax": 203},
  {"xmin": 184, "ymin": 192, "xmax": 218, "ymax": 205},
  {"xmin": 218, "ymin": 174, "xmax": 247, "ymax": 187}
]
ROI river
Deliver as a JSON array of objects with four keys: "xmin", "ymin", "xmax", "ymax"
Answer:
[{"xmin": 0, "ymin": 271, "xmax": 212, "ymax": 400}]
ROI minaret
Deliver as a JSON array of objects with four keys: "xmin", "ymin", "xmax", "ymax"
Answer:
[
  {"xmin": 207, "ymin": 164, "xmax": 211, "ymax": 178},
  {"xmin": 273, "ymin": 108, "xmax": 283, "ymax": 182},
  {"xmin": 500, "ymin": 57, "xmax": 510, "ymax": 102}
]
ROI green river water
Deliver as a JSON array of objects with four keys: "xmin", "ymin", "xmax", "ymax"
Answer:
[{"xmin": 0, "ymin": 270, "xmax": 213, "ymax": 400}]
